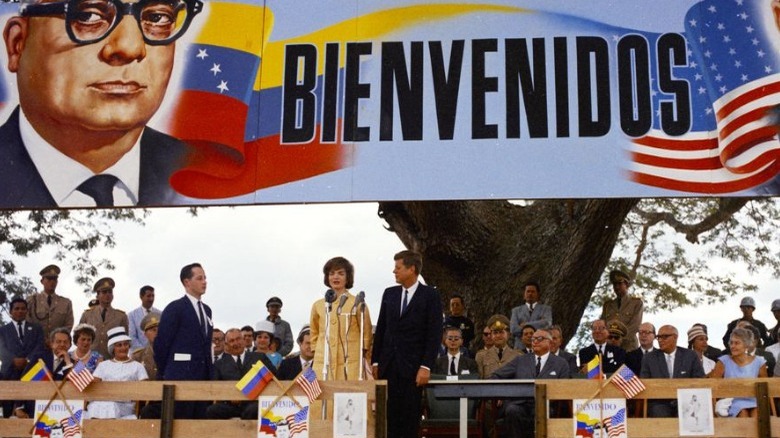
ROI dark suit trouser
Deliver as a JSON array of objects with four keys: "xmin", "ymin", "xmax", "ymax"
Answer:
[
  {"xmin": 504, "ymin": 399, "xmax": 534, "ymax": 438},
  {"xmin": 385, "ymin": 361, "xmax": 423, "ymax": 438}
]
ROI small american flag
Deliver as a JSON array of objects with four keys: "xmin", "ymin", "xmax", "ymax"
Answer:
[
  {"xmin": 611, "ymin": 365, "xmax": 646, "ymax": 399},
  {"xmin": 66, "ymin": 361, "xmax": 95, "ymax": 392},
  {"xmin": 285, "ymin": 405, "xmax": 309, "ymax": 437},
  {"xmin": 295, "ymin": 367, "xmax": 322, "ymax": 402},
  {"xmin": 60, "ymin": 409, "xmax": 83, "ymax": 438},
  {"xmin": 604, "ymin": 407, "xmax": 627, "ymax": 438}
]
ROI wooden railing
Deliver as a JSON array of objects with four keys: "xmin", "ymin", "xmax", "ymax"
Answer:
[
  {"xmin": 0, "ymin": 380, "xmax": 387, "ymax": 437},
  {"xmin": 539, "ymin": 378, "xmax": 779, "ymax": 438}
]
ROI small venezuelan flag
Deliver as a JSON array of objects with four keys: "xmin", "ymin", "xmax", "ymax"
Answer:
[
  {"xmin": 236, "ymin": 361, "xmax": 274, "ymax": 399},
  {"xmin": 21, "ymin": 359, "xmax": 52, "ymax": 382},
  {"xmin": 586, "ymin": 355, "xmax": 602, "ymax": 380}
]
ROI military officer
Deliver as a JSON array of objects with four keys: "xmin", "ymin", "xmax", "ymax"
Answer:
[
  {"xmin": 476, "ymin": 314, "xmax": 520, "ymax": 378},
  {"xmin": 26, "ymin": 264, "xmax": 74, "ymax": 345},
  {"xmin": 132, "ymin": 314, "xmax": 159, "ymax": 380},
  {"xmin": 600, "ymin": 269, "xmax": 643, "ymax": 351},
  {"xmin": 78, "ymin": 277, "xmax": 129, "ymax": 358}
]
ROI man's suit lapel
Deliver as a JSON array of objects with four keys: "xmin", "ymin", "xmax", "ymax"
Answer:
[
  {"xmin": 388, "ymin": 287, "xmax": 403, "ymax": 320},
  {"xmin": 138, "ymin": 127, "xmax": 193, "ymax": 206}
]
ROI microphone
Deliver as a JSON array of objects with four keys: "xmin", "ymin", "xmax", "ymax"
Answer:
[
  {"xmin": 351, "ymin": 291, "xmax": 365, "ymax": 311},
  {"xmin": 336, "ymin": 293, "xmax": 349, "ymax": 315},
  {"xmin": 324, "ymin": 289, "xmax": 336, "ymax": 303}
]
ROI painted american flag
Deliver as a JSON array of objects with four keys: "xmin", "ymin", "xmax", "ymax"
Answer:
[
  {"xmin": 59, "ymin": 409, "xmax": 83, "ymax": 438},
  {"xmin": 611, "ymin": 365, "xmax": 646, "ymax": 399},
  {"xmin": 604, "ymin": 407, "xmax": 627, "ymax": 438},
  {"xmin": 285, "ymin": 405, "xmax": 309, "ymax": 437},
  {"xmin": 631, "ymin": 0, "xmax": 780, "ymax": 194},
  {"xmin": 295, "ymin": 367, "xmax": 322, "ymax": 402},
  {"xmin": 66, "ymin": 360, "xmax": 94, "ymax": 392}
]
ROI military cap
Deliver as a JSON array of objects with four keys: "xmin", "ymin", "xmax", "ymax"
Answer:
[
  {"xmin": 141, "ymin": 314, "xmax": 160, "ymax": 331},
  {"xmin": 93, "ymin": 277, "xmax": 116, "ymax": 292},
  {"xmin": 740, "ymin": 296, "xmax": 756, "ymax": 308},
  {"xmin": 607, "ymin": 320, "xmax": 627, "ymax": 337},
  {"xmin": 40, "ymin": 264, "xmax": 61, "ymax": 277},
  {"xmin": 609, "ymin": 269, "xmax": 631, "ymax": 285},
  {"xmin": 486, "ymin": 314, "xmax": 510, "ymax": 331},
  {"xmin": 298, "ymin": 325, "xmax": 311, "ymax": 338},
  {"xmin": 266, "ymin": 296, "xmax": 283, "ymax": 307},
  {"xmin": 772, "ymin": 299, "xmax": 780, "ymax": 312}
]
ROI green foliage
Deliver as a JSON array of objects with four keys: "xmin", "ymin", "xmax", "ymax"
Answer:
[{"xmin": 0, "ymin": 209, "xmax": 146, "ymax": 305}]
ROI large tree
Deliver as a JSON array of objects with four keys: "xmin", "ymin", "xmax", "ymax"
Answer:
[{"xmin": 378, "ymin": 198, "xmax": 779, "ymax": 346}]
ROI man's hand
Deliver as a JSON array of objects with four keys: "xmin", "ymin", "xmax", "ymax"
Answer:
[
  {"xmin": 415, "ymin": 367, "xmax": 430, "ymax": 387},
  {"xmin": 12, "ymin": 357, "xmax": 27, "ymax": 370}
]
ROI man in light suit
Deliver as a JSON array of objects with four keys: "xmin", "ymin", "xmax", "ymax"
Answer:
[
  {"xmin": 435, "ymin": 327, "xmax": 478, "ymax": 376},
  {"xmin": 78, "ymin": 277, "xmax": 129, "ymax": 359},
  {"xmin": 155, "ymin": 263, "xmax": 213, "ymax": 419},
  {"xmin": 128, "ymin": 285, "xmax": 161, "ymax": 352},
  {"xmin": 372, "ymin": 250, "xmax": 443, "ymax": 438},
  {"xmin": 492, "ymin": 328, "xmax": 570, "ymax": 438},
  {"xmin": 600, "ymin": 269, "xmax": 644, "ymax": 351},
  {"xmin": 0, "ymin": 0, "xmax": 202, "ymax": 208},
  {"xmin": 510, "ymin": 281, "xmax": 553, "ymax": 348},
  {"xmin": 640, "ymin": 325, "xmax": 705, "ymax": 417}
]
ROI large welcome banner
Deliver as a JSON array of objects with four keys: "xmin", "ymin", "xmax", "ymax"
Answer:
[{"xmin": 1, "ymin": 0, "xmax": 779, "ymax": 208}]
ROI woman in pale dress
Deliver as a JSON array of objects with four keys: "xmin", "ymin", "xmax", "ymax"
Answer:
[
  {"xmin": 687, "ymin": 325, "xmax": 715, "ymax": 375},
  {"xmin": 71, "ymin": 324, "xmax": 103, "ymax": 372},
  {"xmin": 87, "ymin": 327, "xmax": 148, "ymax": 419},
  {"xmin": 310, "ymin": 257, "xmax": 372, "ymax": 381},
  {"xmin": 710, "ymin": 327, "xmax": 767, "ymax": 417}
]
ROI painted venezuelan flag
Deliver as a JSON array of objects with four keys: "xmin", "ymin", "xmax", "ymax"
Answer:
[
  {"xmin": 585, "ymin": 356, "xmax": 601, "ymax": 380},
  {"xmin": 236, "ymin": 361, "xmax": 274, "ymax": 399},
  {"xmin": 21, "ymin": 359, "xmax": 51, "ymax": 382}
]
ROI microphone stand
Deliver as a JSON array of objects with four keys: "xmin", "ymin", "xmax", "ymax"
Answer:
[
  {"xmin": 342, "ymin": 299, "xmax": 351, "ymax": 381},
  {"xmin": 358, "ymin": 297, "xmax": 366, "ymax": 381},
  {"xmin": 322, "ymin": 290, "xmax": 334, "ymax": 420}
]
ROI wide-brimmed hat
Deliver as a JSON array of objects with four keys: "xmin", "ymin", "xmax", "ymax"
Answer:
[{"xmin": 106, "ymin": 326, "xmax": 131, "ymax": 356}]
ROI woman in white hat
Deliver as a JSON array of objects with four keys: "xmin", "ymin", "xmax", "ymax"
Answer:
[{"xmin": 87, "ymin": 327, "xmax": 148, "ymax": 419}]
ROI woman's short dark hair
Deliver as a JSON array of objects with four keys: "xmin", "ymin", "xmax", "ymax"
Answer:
[
  {"xmin": 323, "ymin": 257, "xmax": 354, "ymax": 289},
  {"xmin": 72, "ymin": 324, "xmax": 96, "ymax": 342}
]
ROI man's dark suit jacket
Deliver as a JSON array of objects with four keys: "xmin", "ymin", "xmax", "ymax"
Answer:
[
  {"xmin": 16, "ymin": 351, "xmax": 71, "ymax": 415},
  {"xmin": 277, "ymin": 355, "xmax": 304, "ymax": 381},
  {"xmin": 626, "ymin": 347, "xmax": 656, "ymax": 375},
  {"xmin": 0, "ymin": 321, "xmax": 44, "ymax": 380},
  {"xmin": 154, "ymin": 295, "xmax": 214, "ymax": 381},
  {"xmin": 213, "ymin": 351, "xmax": 276, "ymax": 381},
  {"xmin": 371, "ymin": 284, "xmax": 443, "ymax": 379},
  {"xmin": 578, "ymin": 343, "xmax": 626, "ymax": 374},
  {"xmin": 553, "ymin": 350, "xmax": 579, "ymax": 376},
  {"xmin": 640, "ymin": 347, "xmax": 705, "ymax": 379},
  {"xmin": 0, "ymin": 106, "xmax": 193, "ymax": 208},
  {"xmin": 434, "ymin": 354, "xmax": 478, "ymax": 376}
]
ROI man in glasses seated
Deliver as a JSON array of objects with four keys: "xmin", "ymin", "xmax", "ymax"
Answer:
[{"xmin": 0, "ymin": 0, "xmax": 202, "ymax": 208}]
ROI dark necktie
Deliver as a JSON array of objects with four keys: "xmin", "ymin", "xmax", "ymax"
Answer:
[
  {"xmin": 17, "ymin": 322, "xmax": 24, "ymax": 340},
  {"xmin": 235, "ymin": 355, "xmax": 242, "ymax": 368},
  {"xmin": 214, "ymin": 354, "xmax": 219, "ymax": 362},
  {"xmin": 598, "ymin": 345, "xmax": 603, "ymax": 356},
  {"xmin": 77, "ymin": 174, "xmax": 119, "ymax": 207},
  {"xmin": 101, "ymin": 307, "xmax": 107, "ymax": 322},
  {"xmin": 497, "ymin": 348, "xmax": 503, "ymax": 361},
  {"xmin": 47, "ymin": 295, "xmax": 52, "ymax": 307},
  {"xmin": 535, "ymin": 356, "xmax": 541, "ymax": 377},
  {"xmin": 198, "ymin": 301, "xmax": 207, "ymax": 335},
  {"xmin": 617, "ymin": 296, "xmax": 622, "ymax": 308},
  {"xmin": 529, "ymin": 303, "xmax": 535, "ymax": 315},
  {"xmin": 449, "ymin": 356, "xmax": 457, "ymax": 375},
  {"xmin": 401, "ymin": 289, "xmax": 409, "ymax": 314}
]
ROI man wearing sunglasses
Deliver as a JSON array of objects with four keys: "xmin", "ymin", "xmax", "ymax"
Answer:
[{"xmin": 0, "ymin": 0, "xmax": 202, "ymax": 208}]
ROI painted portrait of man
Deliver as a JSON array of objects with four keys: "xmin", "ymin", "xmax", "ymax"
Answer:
[{"xmin": 0, "ymin": 0, "xmax": 202, "ymax": 208}]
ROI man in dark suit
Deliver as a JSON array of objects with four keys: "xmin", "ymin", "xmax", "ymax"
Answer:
[
  {"xmin": 155, "ymin": 263, "xmax": 213, "ymax": 419},
  {"xmin": 549, "ymin": 325, "xmax": 578, "ymax": 375},
  {"xmin": 0, "ymin": 298, "xmax": 45, "ymax": 417},
  {"xmin": 0, "ymin": 0, "xmax": 202, "ymax": 208},
  {"xmin": 578, "ymin": 319, "xmax": 625, "ymax": 375},
  {"xmin": 372, "ymin": 250, "xmax": 443, "ymax": 438},
  {"xmin": 640, "ymin": 325, "xmax": 705, "ymax": 417},
  {"xmin": 277, "ymin": 326, "xmax": 314, "ymax": 380},
  {"xmin": 206, "ymin": 328, "xmax": 277, "ymax": 419},
  {"xmin": 13, "ymin": 328, "xmax": 73, "ymax": 418},
  {"xmin": 491, "ymin": 328, "xmax": 571, "ymax": 438},
  {"xmin": 626, "ymin": 322, "xmax": 657, "ymax": 375},
  {"xmin": 435, "ymin": 327, "xmax": 478, "ymax": 376}
]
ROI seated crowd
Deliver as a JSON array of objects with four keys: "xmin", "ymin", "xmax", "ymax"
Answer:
[{"xmin": 1, "ymin": 262, "xmax": 780, "ymax": 438}]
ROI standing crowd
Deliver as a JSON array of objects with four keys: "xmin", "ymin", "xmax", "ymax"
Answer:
[{"xmin": 1, "ymin": 255, "xmax": 778, "ymax": 437}]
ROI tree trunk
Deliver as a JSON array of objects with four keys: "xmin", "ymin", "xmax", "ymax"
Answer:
[{"xmin": 378, "ymin": 199, "xmax": 639, "ymax": 346}]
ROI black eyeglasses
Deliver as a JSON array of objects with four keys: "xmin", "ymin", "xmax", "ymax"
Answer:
[
  {"xmin": 20, "ymin": 0, "xmax": 203, "ymax": 46},
  {"xmin": 608, "ymin": 335, "xmax": 621, "ymax": 340},
  {"xmin": 656, "ymin": 334, "xmax": 675, "ymax": 340}
]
